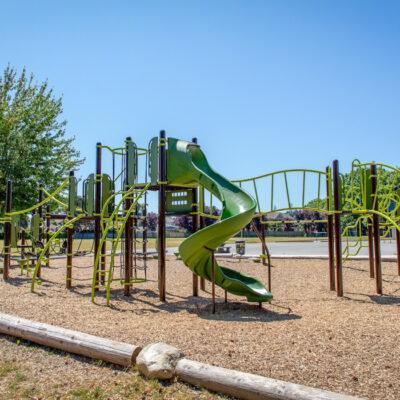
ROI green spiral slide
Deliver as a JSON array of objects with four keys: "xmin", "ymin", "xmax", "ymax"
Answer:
[{"xmin": 168, "ymin": 138, "xmax": 272, "ymax": 303}]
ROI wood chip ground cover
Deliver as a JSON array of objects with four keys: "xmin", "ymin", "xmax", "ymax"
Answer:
[{"xmin": 0, "ymin": 256, "xmax": 399, "ymax": 399}]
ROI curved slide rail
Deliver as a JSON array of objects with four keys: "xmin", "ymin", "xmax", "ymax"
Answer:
[{"xmin": 169, "ymin": 139, "xmax": 272, "ymax": 303}]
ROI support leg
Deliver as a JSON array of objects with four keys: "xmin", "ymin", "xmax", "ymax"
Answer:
[
  {"xmin": 3, "ymin": 180, "xmax": 12, "ymax": 280},
  {"xmin": 211, "ymin": 251, "xmax": 216, "ymax": 314},
  {"xmin": 367, "ymin": 223, "xmax": 375, "ymax": 279},
  {"xmin": 371, "ymin": 163, "xmax": 382, "ymax": 294},
  {"xmin": 396, "ymin": 229, "xmax": 400, "ymax": 276},
  {"xmin": 332, "ymin": 160, "xmax": 343, "ymax": 297},
  {"xmin": 66, "ymin": 226, "xmax": 73, "ymax": 289},
  {"xmin": 158, "ymin": 131, "xmax": 167, "ymax": 301}
]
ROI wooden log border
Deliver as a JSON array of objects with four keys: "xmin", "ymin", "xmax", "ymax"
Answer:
[
  {"xmin": 176, "ymin": 358, "xmax": 363, "ymax": 400},
  {"xmin": 0, "ymin": 313, "xmax": 364, "ymax": 400},
  {"xmin": 0, "ymin": 313, "xmax": 140, "ymax": 367}
]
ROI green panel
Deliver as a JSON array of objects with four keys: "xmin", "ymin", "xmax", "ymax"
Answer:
[
  {"xmin": 84, "ymin": 174, "xmax": 95, "ymax": 215},
  {"xmin": 365, "ymin": 169, "xmax": 372, "ymax": 210},
  {"xmin": 126, "ymin": 139, "xmax": 138, "ymax": 186},
  {"xmin": 31, "ymin": 214, "xmax": 40, "ymax": 241},
  {"xmin": 11, "ymin": 215, "xmax": 20, "ymax": 248},
  {"xmin": 148, "ymin": 137, "xmax": 159, "ymax": 185},
  {"xmin": 166, "ymin": 190, "xmax": 193, "ymax": 214},
  {"xmin": 102, "ymin": 174, "xmax": 114, "ymax": 216},
  {"xmin": 166, "ymin": 138, "xmax": 198, "ymax": 188},
  {"xmin": 69, "ymin": 176, "xmax": 78, "ymax": 215}
]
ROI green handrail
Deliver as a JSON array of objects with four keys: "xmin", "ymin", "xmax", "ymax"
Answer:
[
  {"xmin": 41, "ymin": 187, "xmax": 68, "ymax": 209},
  {"xmin": 233, "ymin": 169, "xmax": 328, "ymax": 214},
  {"xmin": 91, "ymin": 183, "xmax": 150, "ymax": 303},
  {"xmin": 105, "ymin": 185, "xmax": 149, "ymax": 304},
  {"xmin": 7, "ymin": 179, "xmax": 69, "ymax": 217},
  {"xmin": 30, "ymin": 213, "xmax": 85, "ymax": 292}
]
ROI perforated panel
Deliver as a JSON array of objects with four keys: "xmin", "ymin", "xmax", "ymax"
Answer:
[{"xmin": 166, "ymin": 190, "xmax": 193, "ymax": 214}]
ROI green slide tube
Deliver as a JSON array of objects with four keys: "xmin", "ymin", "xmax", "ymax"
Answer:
[{"xmin": 168, "ymin": 138, "xmax": 272, "ymax": 303}]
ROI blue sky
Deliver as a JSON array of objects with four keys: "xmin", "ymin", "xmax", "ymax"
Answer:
[{"xmin": 1, "ymin": 1, "xmax": 399, "ymax": 194}]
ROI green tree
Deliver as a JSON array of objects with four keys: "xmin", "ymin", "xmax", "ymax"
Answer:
[
  {"xmin": 0, "ymin": 66, "xmax": 84, "ymax": 211},
  {"xmin": 306, "ymin": 166, "xmax": 400, "ymax": 231}
]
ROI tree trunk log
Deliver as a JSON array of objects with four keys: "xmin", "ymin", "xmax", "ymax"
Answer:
[
  {"xmin": 176, "ymin": 359, "xmax": 363, "ymax": 400},
  {"xmin": 0, "ymin": 313, "xmax": 140, "ymax": 367}
]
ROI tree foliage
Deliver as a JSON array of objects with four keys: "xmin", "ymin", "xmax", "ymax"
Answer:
[
  {"xmin": 290, "ymin": 209, "xmax": 326, "ymax": 233},
  {"xmin": 174, "ymin": 206, "xmax": 221, "ymax": 231},
  {"xmin": 0, "ymin": 66, "xmax": 84, "ymax": 211},
  {"xmin": 304, "ymin": 166, "xmax": 400, "ymax": 231},
  {"xmin": 146, "ymin": 212, "xmax": 158, "ymax": 231}
]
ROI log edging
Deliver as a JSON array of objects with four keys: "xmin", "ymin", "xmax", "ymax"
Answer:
[
  {"xmin": 0, "ymin": 313, "xmax": 140, "ymax": 367},
  {"xmin": 175, "ymin": 358, "xmax": 363, "ymax": 400},
  {"xmin": 0, "ymin": 313, "xmax": 364, "ymax": 400}
]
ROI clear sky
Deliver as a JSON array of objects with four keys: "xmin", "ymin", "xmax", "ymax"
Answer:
[{"xmin": 1, "ymin": 0, "xmax": 399, "ymax": 187}]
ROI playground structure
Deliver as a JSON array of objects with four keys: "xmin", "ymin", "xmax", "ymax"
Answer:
[{"xmin": 1, "ymin": 131, "xmax": 400, "ymax": 309}]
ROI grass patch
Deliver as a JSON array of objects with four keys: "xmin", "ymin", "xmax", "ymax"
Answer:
[
  {"xmin": 0, "ymin": 358, "xmax": 228, "ymax": 400},
  {"xmin": 0, "ymin": 361, "xmax": 19, "ymax": 379},
  {"xmin": 8, "ymin": 370, "xmax": 27, "ymax": 393},
  {"xmin": 69, "ymin": 386, "xmax": 107, "ymax": 400}
]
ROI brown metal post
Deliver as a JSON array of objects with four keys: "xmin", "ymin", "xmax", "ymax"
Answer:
[
  {"xmin": 66, "ymin": 226, "xmax": 73, "ymax": 289},
  {"xmin": 37, "ymin": 186, "xmax": 44, "ymax": 278},
  {"xmin": 100, "ymin": 236, "xmax": 106, "ymax": 286},
  {"xmin": 94, "ymin": 142, "xmax": 102, "ymax": 290},
  {"xmin": 133, "ymin": 203, "xmax": 138, "ymax": 279},
  {"xmin": 326, "ymin": 167, "xmax": 335, "ymax": 291},
  {"xmin": 367, "ymin": 223, "xmax": 375, "ymax": 278},
  {"xmin": 45, "ymin": 204, "xmax": 51, "ymax": 267},
  {"xmin": 199, "ymin": 185, "xmax": 206, "ymax": 292},
  {"xmin": 394, "ymin": 189, "xmax": 400, "ymax": 276},
  {"xmin": 396, "ymin": 229, "xmax": 400, "ymax": 276},
  {"xmin": 370, "ymin": 163, "xmax": 382, "ymax": 294},
  {"xmin": 260, "ymin": 217, "xmax": 267, "ymax": 267},
  {"xmin": 66, "ymin": 171, "xmax": 74, "ymax": 289},
  {"xmin": 124, "ymin": 137, "xmax": 133, "ymax": 296},
  {"xmin": 158, "ymin": 130, "xmax": 167, "ymax": 301},
  {"xmin": 211, "ymin": 251, "xmax": 216, "ymax": 314},
  {"xmin": 191, "ymin": 186, "xmax": 199, "ymax": 296},
  {"xmin": 332, "ymin": 160, "xmax": 343, "ymax": 297},
  {"xmin": 191, "ymin": 137, "xmax": 199, "ymax": 297},
  {"xmin": 142, "ymin": 191, "xmax": 148, "ymax": 279},
  {"xmin": 3, "ymin": 180, "xmax": 12, "ymax": 280},
  {"xmin": 259, "ymin": 215, "xmax": 272, "ymax": 292}
]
